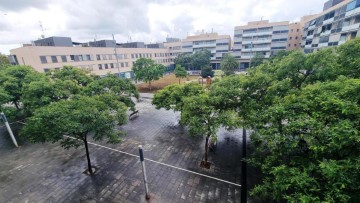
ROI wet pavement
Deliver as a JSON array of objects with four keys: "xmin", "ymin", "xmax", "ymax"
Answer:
[{"xmin": 0, "ymin": 94, "xmax": 244, "ymax": 203}]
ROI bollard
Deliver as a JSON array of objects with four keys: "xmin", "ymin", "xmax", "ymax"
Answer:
[
  {"xmin": 138, "ymin": 145, "xmax": 150, "ymax": 200},
  {"xmin": 1, "ymin": 112, "xmax": 18, "ymax": 147}
]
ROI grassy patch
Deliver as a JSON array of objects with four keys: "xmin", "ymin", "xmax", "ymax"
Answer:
[{"xmin": 137, "ymin": 74, "xmax": 200, "ymax": 93}]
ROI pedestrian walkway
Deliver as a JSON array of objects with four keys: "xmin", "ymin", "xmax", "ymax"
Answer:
[{"xmin": 0, "ymin": 96, "xmax": 243, "ymax": 203}]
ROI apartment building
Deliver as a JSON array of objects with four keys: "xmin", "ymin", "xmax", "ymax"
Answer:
[
  {"xmin": 233, "ymin": 20, "xmax": 290, "ymax": 69},
  {"xmin": 287, "ymin": 15, "xmax": 318, "ymax": 51},
  {"xmin": 180, "ymin": 33, "xmax": 231, "ymax": 69},
  {"xmin": 163, "ymin": 40, "xmax": 182, "ymax": 61},
  {"xmin": 10, "ymin": 37, "xmax": 172, "ymax": 78},
  {"xmin": 302, "ymin": 0, "xmax": 360, "ymax": 53}
]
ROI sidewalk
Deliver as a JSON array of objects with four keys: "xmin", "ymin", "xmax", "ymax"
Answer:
[{"xmin": 0, "ymin": 96, "xmax": 242, "ymax": 203}]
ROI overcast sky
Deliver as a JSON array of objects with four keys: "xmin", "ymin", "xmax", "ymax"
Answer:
[{"xmin": 0, "ymin": 0, "xmax": 325, "ymax": 54}]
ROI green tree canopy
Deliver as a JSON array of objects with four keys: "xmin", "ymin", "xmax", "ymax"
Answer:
[
  {"xmin": 0, "ymin": 54, "xmax": 10, "ymax": 66},
  {"xmin": 250, "ymin": 53, "xmax": 265, "ymax": 68},
  {"xmin": 221, "ymin": 54, "xmax": 238, "ymax": 76},
  {"xmin": 49, "ymin": 66, "xmax": 94, "ymax": 86},
  {"xmin": 84, "ymin": 74, "xmax": 139, "ymax": 111},
  {"xmin": 174, "ymin": 53, "xmax": 193, "ymax": 70},
  {"xmin": 208, "ymin": 38, "xmax": 360, "ymax": 202},
  {"xmin": 201, "ymin": 66, "xmax": 214, "ymax": 78},
  {"xmin": 21, "ymin": 95, "xmax": 128, "ymax": 174},
  {"xmin": 174, "ymin": 64, "xmax": 187, "ymax": 84},
  {"xmin": 132, "ymin": 58, "xmax": 165, "ymax": 89},
  {"xmin": 192, "ymin": 50, "xmax": 211, "ymax": 70},
  {"xmin": 0, "ymin": 65, "xmax": 44, "ymax": 112}
]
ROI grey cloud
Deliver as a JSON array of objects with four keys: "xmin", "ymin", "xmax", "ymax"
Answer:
[{"xmin": 0, "ymin": 0, "xmax": 52, "ymax": 11}]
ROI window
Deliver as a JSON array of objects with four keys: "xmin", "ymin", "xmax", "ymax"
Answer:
[
  {"xmin": 78, "ymin": 55, "xmax": 83, "ymax": 61},
  {"xmin": 74, "ymin": 55, "xmax": 79, "ymax": 62},
  {"xmin": 294, "ymin": 44, "xmax": 297, "ymax": 47},
  {"xmin": 61, "ymin": 55, "xmax": 67, "ymax": 62},
  {"xmin": 51, "ymin": 56, "xmax": 58, "ymax": 63},
  {"xmin": 40, "ymin": 56, "xmax": 47, "ymax": 64},
  {"xmin": 104, "ymin": 64, "xmax": 109, "ymax": 69},
  {"xmin": 86, "ymin": 55, "xmax": 91, "ymax": 61},
  {"xmin": 102, "ymin": 55, "xmax": 107, "ymax": 60},
  {"xmin": 288, "ymin": 44, "xmax": 291, "ymax": 47},
  {"xmin": 70, "ymin": 55, "xmax": 75, "ymax": 61},
  {"xmin": 324, "ymin": 11, "xmax": 335, "ymax": 20},
  {"xmin": 98, "ymin": 64, "xmax": 103, "ymax": 70},
  {"xmin": 131, "ymin": 54, "xmax": 134, "ymax": 58},
  {"xmin": 125, "ymin": 62, "xmax": 128, "ymax": 67},
  {"xmin": 319, "ymin": 36, "xmax": 329, "ymax": 43},
  {"xmin": 321, "ymin": 24, "xmax": 332, "ymax": 32},
  {"xmin": 346, "ymin": 1, "xmax": 356, "ymax": 11},
  {"xmin": 121, "ymin": 62, "xmax": 124, "ymax": 67},
  {"xmin": 234, "ymin": 34, "xmax": 242, "ymax": 38},
  {"xmin": 135, "ymin": 54, "xmax": 138, "ymax": 58},
  {"xmin": 291, "ymin": 29, "xmax": 293, "ymax": 32},
  {"xmin": 273, "ymin": 30, "xmax": 289, "ymax": 34},
  {"xmin": 295, "ymin": 36, "xmax": 298, "ymax": 39},
  {"xmin": 96, "ymin": 54, "xmax": 101, "ymax": 60},
  {"xmin": 271, "ymin": 46, "xmax": 286, "ymax": 50},
  {"xmin": 108, "ymin": 55, "xmax": 112, "ymax": 60},
  {"xmin": 306, "ymin": 40, "xmax": 313, "ymax": 45},
  {"xmin": 289, "ymin": 37, "xmax": 292, "ymax": 40},
  {"xmin": 43, "ymin": 68, "xmax": 50, "ymax": 72},
  {"xmin": 234, "ymin": 42, "xmax": 242, "ymax": 44},
  {"xmin": 110, "ymin": 63, "xmax": 114, "ymax": 69},
  {"xmin": 297, "ymin": 29, "xmax": 299, "ymax": 32},
  {"xmin": 272, "ymin": 38, "xmax": 287, "ymax": 42}
]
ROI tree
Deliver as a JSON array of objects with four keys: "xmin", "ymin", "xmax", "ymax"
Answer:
[
  {"xmin": 181, "ymin": 93, "xmax": 226, "ymax": 168},
  {"xmin": 174, "ymin": 65, "xmax": 187, "ymax": 84},
  {"xmin": 49, "ymin": 66, "xmax": 94, "ymax": 86},
  {"xmin": 221, "ymin": 54, "xmax": 238, "ymax": 76},
  {"xmin": 174, "ymin": 53, "xmax": 193, "ymax": 70},
  {"xmin": 336, "ymin": 37, "xmax": 360, "ymax": 78},
  {"xmin": 250, "ymin": 53, "xmax": 265, "ymax": 68},
  {"xmin": 0, "ymin": 65, "xmax": 44, "ymax": 112},
  {"xmin": 208, "ymin": 38, "xmax": 360, "ymax": 201},
  {"xmin": 84, "ymin": 74, "xmax": 139, "ymax": 111},
  {"xmin": 21, "ymin": 95, "xmax": 128, "ymax": 174},
  {"xmin": 192, "ymin": 50, "xmax": 211, "ymax": 70},
  {"xmin": 201, "ymin": 66, "xmax": 214, "ymax": 78},
  {"xmin": 250, "ymin": 78, "xmax": 360, "ymax": 202},
  {"xmin": 132, "ymin": 58, "xmax": 165, "ymax": 90},
  {"xmin": 22, "ymin": 78, "xmax": 80, "ymax": 116},
  {"xmin": 152, "ymin": 83, "xmax": 204, "ymax": 121},
  {"xmin": 0, "ymin": 54, "xmax": 9, "ymax": 66}
]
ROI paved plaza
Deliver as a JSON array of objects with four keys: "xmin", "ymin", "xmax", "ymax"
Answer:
[{"xmin": 0, "ymin": 94, "xmax": 245, "ymax": 203}]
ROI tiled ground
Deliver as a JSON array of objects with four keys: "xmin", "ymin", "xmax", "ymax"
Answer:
[{"xmin": 0, "ymin": 94, "xmax": 245, "ymax": 203}]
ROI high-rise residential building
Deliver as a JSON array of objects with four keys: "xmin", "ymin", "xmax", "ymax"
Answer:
[
  {"xmin": 180, "ymin": 33, "xmax": 231, "ymax": 69},
  {"xmin": 233, "ymin": 20, "xmax": 290, "ymax": 69},
  {"xmin": 9, "ymin": 37, "xmax": 173, "ymax": 77},
  {"xmin": 324, "ymin": 0, "xmax": 346, "ymax": 11},
  {"xmin": 302, "ymin": 0, "xmax": 360, "ymax": 53},
  {"xmin": 287, "ymin": 15, "xmax": 318, "ymax": 51}
]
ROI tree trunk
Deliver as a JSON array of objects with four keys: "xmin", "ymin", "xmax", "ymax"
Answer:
[
  {"xmin": 148, "ymin": 81, "xmax": 152, "ymax": 91},
  {"xmin": 179, "ymin": 78, "xmax": 181, "ymax": 84},
  {"xmin": 83, "ymin": 135, "xmax": 93, "ymax": 174},
  {"xmin": 205, "ymin": 134, "xmax": 210, "ymax": 163},
  {"xmin": 14, "ymin": 101, "xmax": 20, "ymax": 110},
  {"xmin": 241, "ymin": 128, "xmax": 247, "ymax": 203}
]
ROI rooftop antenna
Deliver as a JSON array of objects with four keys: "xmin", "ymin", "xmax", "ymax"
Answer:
[{"xmin": 39, "ymin": 21, "xmax": 46, "ymax": 39}]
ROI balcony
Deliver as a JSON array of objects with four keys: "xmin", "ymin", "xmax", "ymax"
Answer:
[
  {"xmin": 306, "ymin": 35, "xmax": 314, "ymax": 40},
  {"xmin": 242, "ymin": 31, "xmax": 272, "ymax": 37},
  {"xmin": 342, "ymin": 23, "xmax": 360, "ymax": 32},
  {"xmin": 320, "ymin": 30, "xmax": 331, "ymax": 36},
  {"xmin": 242, "ymin": 39, "xmax": 272, "ymax": 45},
  {"xmin": 242, "ymin": 47, "xmax": 271, "ymax": 52},
  {"xmin": 193, "ymin": 43, "xmax": 216, "ymax": 48},
  {"xmin": 323, "ymin": 17, "xmax": 334, "ymax": 25}
]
